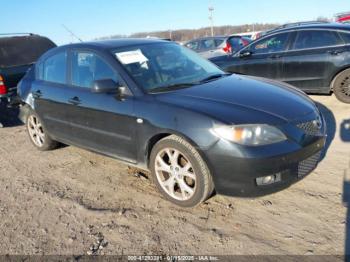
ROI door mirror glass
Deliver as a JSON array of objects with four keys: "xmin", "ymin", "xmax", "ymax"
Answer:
[
  {"xmin": 92, "ymin": 79, "xmax": 118, "ymax": 93},
  {"xmin": 117, "ymin": 85, "xmax": 127, "ymax": 100}
]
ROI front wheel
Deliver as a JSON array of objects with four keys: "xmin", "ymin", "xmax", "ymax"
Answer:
[
  {"xmin": 26, "ymin": 109, "xmax": 58, "ymax": 151},
  {"xmin": 150, "ymin": 135, "xmax": 214, "ymax": 207},
  {"xmin": 333, "ymin": 69, "xmax": 350, "ymax": 103}
]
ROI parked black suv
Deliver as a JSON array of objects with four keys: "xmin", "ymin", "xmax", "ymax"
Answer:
[
  {"xmin": 0, "ymin": 34, "xmax": 56, "ymax": 105},
  {"xmin": 210, "ymin": 23, "xmax": 350, "ymax": 103}
]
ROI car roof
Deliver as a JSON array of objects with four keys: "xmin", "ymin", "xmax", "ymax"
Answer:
[
  {"xmin": 186, "ymin": 36, "xmax": 227, "ymax": 42},
  {"xmin": 265, "ymin": 22, "xmax": 350, "ymax": 35},
  {"xmin": 60, "ymin": 38, "xmax": 171, "ymax": 50}
]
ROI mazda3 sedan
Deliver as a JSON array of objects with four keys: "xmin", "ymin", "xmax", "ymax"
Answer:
[{"xmin": 18, "ymin": 39, "xmax": 327, "ymax": 207}]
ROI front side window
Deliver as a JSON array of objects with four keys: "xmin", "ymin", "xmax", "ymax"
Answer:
[
  {"xmin": 293, "ymin": 30, "xmax": 342, "ymax": 50},
  {"xmin": 114, "ymin": 43, "xmax": 224, "ymax": 92},
  {"xmin": 39, "ymin": 51, "xmax": 67, "ymax": 84},
  {"xmin": 250, "ymin": 33, "xmax": 289, "ymax": 54},
  {"xmin": 71, "ymin": 51, "xmax": 117, "ymax": 88}
]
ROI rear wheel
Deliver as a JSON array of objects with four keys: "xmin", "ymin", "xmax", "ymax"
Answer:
[
  {"xmin": 150, "ymin": 135, "xmax": 214, "ymax": 207},
  {"xmin": 26, "ymin": 109, "xmax": 58, "ymax": 151},
  {"xmin": 333, "ymin": 69, "xmax": 350, "ymax": 103}
]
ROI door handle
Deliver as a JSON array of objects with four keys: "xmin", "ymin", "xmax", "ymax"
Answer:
[
  {"xmin": 328, "ymin": 50, "xmax": 345, "ymax": 55},
  {"xmin": 68, "ymin": 96, "xmax": 81, "ymax": 105},
  {"xmin": 32, "ymin": 90, "xmax": 42, "ymax": 99},
  {"xmin": 268, "ymin": 54, "xmax": 282, "ymax": 59}
]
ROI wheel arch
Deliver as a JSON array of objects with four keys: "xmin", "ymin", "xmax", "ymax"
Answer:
[{"xmin": 145, "ymin": 131, "xmax": 210, "ymax": 169}]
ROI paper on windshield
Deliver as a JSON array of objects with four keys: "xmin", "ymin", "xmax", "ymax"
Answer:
[{"xmin": 115, "ymin": 49, "xmax": 148, "ymax": 65}]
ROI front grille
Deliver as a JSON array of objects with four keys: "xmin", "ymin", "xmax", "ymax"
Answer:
[
  {"xmin": 297, "ymin": 120, "xmax": 322, "ymax": 136},
  {"xmin": 298, "ymin": 151, "xmax": 322, "ymax": 178}
]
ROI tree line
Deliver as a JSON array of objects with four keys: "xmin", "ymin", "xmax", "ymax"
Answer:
[{"xmin": 97, "ymin": 23, "xmax": 279, "ymax": 42}]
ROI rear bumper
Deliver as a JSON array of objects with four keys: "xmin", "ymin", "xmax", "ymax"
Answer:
[{"xmin": 203, "ymin": 136, "xmax": 326, "ymax": 197}]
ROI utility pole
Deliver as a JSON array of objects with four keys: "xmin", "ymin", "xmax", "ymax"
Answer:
[
  {"xmin": 208, "ymin": 6, "xmax": 214, "ymax": 37},
  {"xmin": 169, "ymin": 30, "xmax": 172, "ymax": 40}
]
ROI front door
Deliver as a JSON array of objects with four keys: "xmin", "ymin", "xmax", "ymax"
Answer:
[
  {"xmin": 64, "ymin": 50, "xmax": 137, "ymax": 162},
  {"xmin": 226, "ymin": 32, "xmax": 291, "ymax": 80}
]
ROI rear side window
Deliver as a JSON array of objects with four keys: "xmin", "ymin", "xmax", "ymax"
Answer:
[
  {"xmin": 185, "ymin": 41, "xmax": 199, "ymax": 51},
  {"xmin": 201, "ymin": 39, "xmax": 216, "ymax": 49},
  {"xmin": 38, "ymin": 51, "xmax": 67, "ymax": 84},
  {"xmin": 214, "ymin": 39, "xmax": 224, "ymax": 47},
  {"xmin": 71, "ymin": 51, "xmax": 117, "ymax": 89},
  {"xmin": 293, "ymin": 30, "xmax": 342, "ymax": 50},
  {"xmin": 228, "ymin": 37, "xmax": 248, "ymax": 51},
  {"xmin": 250, "ymin": 33, "xmax": 289, "ymax": 54},
  {"xmin": 338, "ymin": 31, "xmax": 350, "ymax": 44}
]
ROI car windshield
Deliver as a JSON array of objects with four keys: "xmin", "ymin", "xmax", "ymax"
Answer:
[{"xmin": 113, "ymin": 42, "xmax": 225, "ymax": 92}]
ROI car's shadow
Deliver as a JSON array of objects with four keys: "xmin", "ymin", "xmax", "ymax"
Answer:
[
  {"xmin": 341, "ymin": 118, "xmax": 350, "ymax": 257},
  {"xmin": 0, "ymin": 104, "xmax": 23, "ymax": 128}
]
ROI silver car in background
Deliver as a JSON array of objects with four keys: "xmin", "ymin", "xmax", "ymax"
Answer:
[{"xmin": 184, "ymin": 36, "xmax": 251, "ymax": 59}]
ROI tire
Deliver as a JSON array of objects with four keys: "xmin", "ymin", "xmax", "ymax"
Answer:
[
  {"xmin": 332, "ymin": 69, "xmax": 350, "ymax": 104},
  {"xmin": 26, "ymin": 108, "xmax": 58, "ymax": 151},
  {"xmin": 149, "ymin": 135, "xmax": 214, "ymax": 207}
]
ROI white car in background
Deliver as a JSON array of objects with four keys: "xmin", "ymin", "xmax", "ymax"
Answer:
[
  {"xmin": 184, "ymin": 36, "xmax": 251, "ymax": 59},
  {"xmin": 233, "ymin": 31, "xmax": 262, "ymax": 40}
]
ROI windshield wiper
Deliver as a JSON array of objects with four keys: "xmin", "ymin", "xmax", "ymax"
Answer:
[
  {"xmin": 149, "ymin": 83, "xmax": 195, "ymax": 93},
  {"xmin": 198, "ymin": 73, "xmax": 231, "ymax": 84}
]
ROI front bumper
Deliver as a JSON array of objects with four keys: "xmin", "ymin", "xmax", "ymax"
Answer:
[
  {"xmin": 203, "ymin": 112, "xmax": 327, "ymax": 197},
  {"xmin": 204, "ymin": 136, "xmax": 326, "ymax": 197}
]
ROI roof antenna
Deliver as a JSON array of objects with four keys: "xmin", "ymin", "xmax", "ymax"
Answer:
[{"xmin": 61, "ymin": 24, "xmax": 83, "ymax": 42}]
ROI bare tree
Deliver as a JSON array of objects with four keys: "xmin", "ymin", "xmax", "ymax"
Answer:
[{"xmin": 96, "ymin": 23, "xmax": 279, "ymax": 42}]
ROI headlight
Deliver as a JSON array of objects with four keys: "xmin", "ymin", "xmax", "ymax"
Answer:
[{"xmin": 213, "ymin": 124, "xmax": 287, "ymax": 146}]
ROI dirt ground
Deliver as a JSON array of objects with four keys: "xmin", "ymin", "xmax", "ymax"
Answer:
[{"xmin": 0, "ymin": 95, "xmax": 349, "ymax": 256}]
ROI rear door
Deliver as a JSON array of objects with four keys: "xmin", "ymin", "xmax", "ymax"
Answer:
[
  {"xmin": 226, "ymin": 32, "xmax": 292, "ymax": 80},
  {"xmin": 281, "ymin": 29, "xmax": 344, "ymax": 92},
  {"xmin": 33, "ymin": 50, "xmax": 72, "ymax": 141}
]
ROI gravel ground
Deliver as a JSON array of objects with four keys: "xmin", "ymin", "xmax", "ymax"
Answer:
[{"xmin": 0, "ymin": 95, "xmax": 349, "ymax": 256}]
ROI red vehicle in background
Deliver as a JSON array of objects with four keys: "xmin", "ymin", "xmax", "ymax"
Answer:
[{"xmin": 335, "ymin": 12, "xmax": 350, "ymax": 23}]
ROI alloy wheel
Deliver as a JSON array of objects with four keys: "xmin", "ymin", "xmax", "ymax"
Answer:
[
  {"xmin": 27, "ymin": 115, "xmax": 45, "ymax": 147},
  {"xmin": 340, "ymin": 76, "xmax": 350, "ymax": 97},
  {"xmin": 154, "ymin": 148, "xmax": 196, "ymax": 201}
]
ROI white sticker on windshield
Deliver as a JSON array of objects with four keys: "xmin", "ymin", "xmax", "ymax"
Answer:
[{"xmin": 115, "ymin": 49, "xmax": 148, "ymax": 65}]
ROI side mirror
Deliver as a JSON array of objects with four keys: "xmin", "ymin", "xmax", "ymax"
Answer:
[
  {"xmin": 92, "ymin": 79, "xmax": 118, "ymax": 93},
  {"xmin": 239, "ymin": 50, "xmax": 252, "ymax": 58}
]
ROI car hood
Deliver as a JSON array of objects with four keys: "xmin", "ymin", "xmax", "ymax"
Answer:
[{"xmin": 154, "ymin": 74, "xmax": 318, "ymax": 125}]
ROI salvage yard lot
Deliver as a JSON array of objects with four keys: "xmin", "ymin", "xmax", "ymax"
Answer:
[{"xmin": 0, "ymin": 95, "xmax": 348, "ymax": 255}]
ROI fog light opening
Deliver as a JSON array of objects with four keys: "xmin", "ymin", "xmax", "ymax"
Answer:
[{"xmin": 256, "ymin": 173, "xmax": 282, "ymax": 186}]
